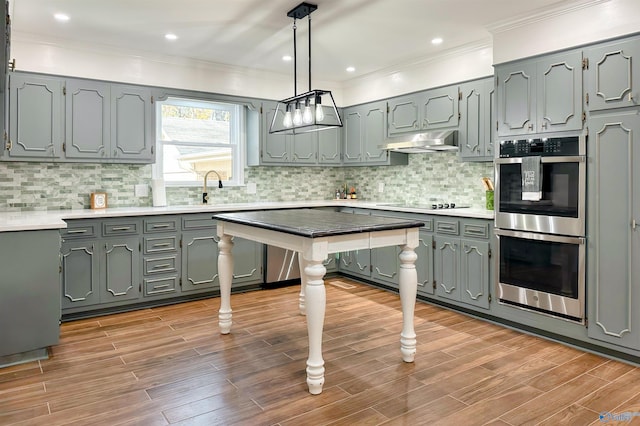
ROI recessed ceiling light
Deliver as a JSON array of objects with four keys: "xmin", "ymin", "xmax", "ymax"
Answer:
[
  {"xmin": 282, "ymin": 55, "xmax": 292, "ymax": 62},
  {"xmin": 165, "ymin": 33, "xmax": 178, "ymax": 41},
  {"xmin": 54, "ymin": 13, "xmax": 70, "ymax": 22},
  {"xmin": 346, "ymin": 66, "xmax": 355, "ymax": 73},
  {"xmin": 431, "ymin": 37, "xmax": 443, "ymax": 45}
]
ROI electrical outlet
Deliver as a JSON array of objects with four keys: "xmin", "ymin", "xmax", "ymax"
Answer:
[
  {"xmin": 134, "ymin": 184, "xmax": 149, "ymax": 197},
  {"xmin": 378, "ymin": 182, "xmax": 385, "ymax": 193},
  {"xmin": 246, "ymin": 182, "xmax": 257, "ymax": 194}
]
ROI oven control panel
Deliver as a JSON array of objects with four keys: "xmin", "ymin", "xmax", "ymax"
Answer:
[{"xmin": 498, "ymin": 136, "xmax": 580, "ymax": 158}]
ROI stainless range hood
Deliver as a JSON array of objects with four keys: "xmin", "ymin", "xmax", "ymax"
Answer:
[{"xmin": 379, "ymin": 130, "xmax": 458, "ymax": 153}]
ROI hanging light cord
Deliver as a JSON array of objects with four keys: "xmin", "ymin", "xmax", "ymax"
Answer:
[
  {"xmin": 292, "ymin": 19, "xmax": 297, "ymax": 97},
  {"xmin": 308, "ymin": 14, "xmax": 312, "ymax": 92}
]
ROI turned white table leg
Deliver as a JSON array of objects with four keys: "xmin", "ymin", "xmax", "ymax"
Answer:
[
  {"xmin": 303, "ymin": 258, "xmax": 327, "ymax": 394},
  {"xmin": 398, "ymin": 244, "xmax": 418, "ymax": 362},
  {"xmin": 218, "ymin": 234, "xmax": 234, "ymax": 334},
  {"xmin": 298, "ymin": 254, "xmax": 307, "ymax": 315}
]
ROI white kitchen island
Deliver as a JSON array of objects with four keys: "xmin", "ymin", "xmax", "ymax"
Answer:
[{"xmin": 214, "ymin": 209, "xmax": 424, "ymax": 395}]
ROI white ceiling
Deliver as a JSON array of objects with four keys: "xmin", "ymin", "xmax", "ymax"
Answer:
[{"xmin": 11, "ymin": 0, "xmax": 587, "ymax": 83}]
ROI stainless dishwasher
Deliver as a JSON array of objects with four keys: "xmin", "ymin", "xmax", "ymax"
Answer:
[{"xmin": 265, "ymin": 245, "xmax": 301, "ymax": 284}]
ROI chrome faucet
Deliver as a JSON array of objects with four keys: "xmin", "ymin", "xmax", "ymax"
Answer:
[{"xmin": 202, "ymin": 170, "xmax": 223, "ymax": 204}]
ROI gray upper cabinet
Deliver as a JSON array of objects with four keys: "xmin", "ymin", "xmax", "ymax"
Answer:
[
  {"xmin": 343, "ymin": 101, "xmax": 407, "ymax": 166},
  {"xmin": 4, "ymin": 72, "xmax": 155, "ymax": 163},
  {"xmin": 111, "ymin": 84, "xmax": 154, "ymax": 162},
  {"xmin": 387, "ymin": 85, "xmax": 460, "ymax": 136},
  {"xmin": 65, "ymin": 79, "xmax": 110, "ymax": 160},
  {"xmin": 254, "ymin": 101, "xmax": 341, "ymax": 166},
  {"xmin": 6, "ymin": 73, "xmax": 64, "ymax": 160},
  {"xmin": 587, "ymin": 109, "xmax": 640, "ymax": 350},
  {"xmin": 585, "ymin": 36, "xmax": 640, "ymax": 112},
  {"xmin": 496, "ymin": 49, "xmax": 583, "ymax": 136},
  {"xmin": 459, "ymin": 77, "xmax": 494, "ymax": 161}
]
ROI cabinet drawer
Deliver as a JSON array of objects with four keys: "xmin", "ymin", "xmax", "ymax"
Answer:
[
  {"xmin": 144, "ymin": 236, "xmax": 178, "ymax": 254},
  {"xmin": 435, "ymin": 219, "xmax": 460, "ymax": 235},
  {"xmin": 144, "ymin": 256, "xmax": 178, "ymax": 275},
  {"xmin": 144, "ymin": 217, "xmax": 179, "ymax": 234},
  {"xmin": 462, "ymin": 222, "xmax": 490, "ymax": 239},
  {"xmin": 143, "ymin": 276, "xmax": 178, "ymax": 296},
  {"xmin": 421, "ymin": 217, "xmax": 434, "ymax": 232},
  {"xmin": 182, "ymin": 214, "xmax": 217, "ymax": 230},
  {"xmin": 103, "ymin": 221, "xmax": 139, "ymax": 236},
  {"xmin": 61, "ymin": 221, "xmax": 98, "ymax": 239}
]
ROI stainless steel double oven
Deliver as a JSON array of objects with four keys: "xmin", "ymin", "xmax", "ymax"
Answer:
[{"xmin": 494, "ymin": 133, "xmax": 586, "ymax": 322}]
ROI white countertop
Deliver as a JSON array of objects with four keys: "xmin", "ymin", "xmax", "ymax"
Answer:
[{"xmin": 0, "ymin": 201, "xmax": 494, "ymax": 232}]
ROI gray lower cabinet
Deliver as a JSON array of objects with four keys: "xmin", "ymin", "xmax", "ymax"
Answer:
[
  {"xmin": 338, "ymin": 208, "xmax": 372, "ymax": 279},
  {"xmin": 459, "ymin": 77, "xmax": 494, "ymax": 162},
  {"xmin": 416, "ymin": 228, "xmax": 434, "ymax": 296},
  {"xmin": 100, "ymin": 236, "xmax": 141, "ymax": 302},
  {"xmin": 585, "ymin": 35, "xmax": 640, "ymax": 112},
  {"xmin": 587, "ymin": 109, "xmax": 640, "ymax": 350},
  {"xmin": 6, "ymin": 73, "xmax": 64, "ymax": 160},
  {"xmin": 496, "ymin": 49, "xmax": 583, "ymax": 136},
  {"xmin": 142, "ymin": 216, "xmax": 180, "ymax": 298},
  {"xmin": 434, "ymin": 218, "xmax": 491, "ymax": 310},
  {"xmin": 61, "ymin": 238, "xmax": 101, "ymax": 309},
  {"xmin": 181, "ymin": 228, "xmax": 220, "ymax": 293},
  {"xmin": 0, "ymin": 230, "xmax": 61, "ymax": 357},
  {"xmin": 343, "ymin": 101, "xmax": 407, "ymax": 166}
]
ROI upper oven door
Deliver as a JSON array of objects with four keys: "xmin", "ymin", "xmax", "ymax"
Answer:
[{"xmin": 495, "ymin": 155, "xmax": 586, "ymax": 236}]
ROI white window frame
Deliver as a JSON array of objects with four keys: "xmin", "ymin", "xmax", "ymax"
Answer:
[{"xmin": 153, "ymin": 96, "xmax": 245, "ymax": 187}]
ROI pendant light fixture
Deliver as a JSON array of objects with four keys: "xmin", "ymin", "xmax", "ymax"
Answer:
[{"xmin": 269, "ymin": 2, "xmax": 342, "ymax": 135}]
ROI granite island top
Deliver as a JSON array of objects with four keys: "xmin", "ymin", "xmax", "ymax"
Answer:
[
  {"xmin": 0, "ymin": 200, "xmax": 494, "ymax": 232},
  {"xmin": 214, "ymin": 209, "xmax": 426, "ymax": 238}
]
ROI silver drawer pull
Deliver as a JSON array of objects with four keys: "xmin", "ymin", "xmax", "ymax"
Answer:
[
  {"xmin": 439, "ymin": 224, "xmax": 456, "ymax": 230},
  {"xmin": 153, "ymin": 243, "xmax": 172, "ymax": 248},
  {"xmin": 153, "ymin": 263, "xmax": 172, "ymax": 269},
  {"xmin": 151, "ymin": 224, "xmax": 171, "ymax": 229},
  {"xmin": 465, "ymin": 229, "xmax": 485, "ymax": 235},
  {"xmin": 67, "ymin": 229, "xmax": 88, "ymax": 234},
  {"xmin": 112, "ymin": 226, "xmax": 131, "ymax": 231},
  {"xmin": 152, "ymin": 284, "xmax": 171, "ymax": 289}
]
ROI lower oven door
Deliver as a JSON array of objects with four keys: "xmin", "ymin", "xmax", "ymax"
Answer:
[{"xmin": 495, "ymin": 228, "xmax": 585, "ymax": 322}]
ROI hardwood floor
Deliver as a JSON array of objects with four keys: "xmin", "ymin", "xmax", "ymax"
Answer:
[{"xmin": 1, "ymin": 278, "xmax": 639, "ymax": 425}]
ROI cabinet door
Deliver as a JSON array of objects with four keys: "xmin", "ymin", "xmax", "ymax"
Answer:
[
  {"xmin": 232, "ymin": 237, "xmax": 263, "ymax": 287},
  {"xmin": 537, "ymin": 50, "xmax": 583, "ymax": 133},
  {"xmin": 388, "ymin": 95, "xmax": 419, "ymax": 136},
  {"xmin": 182, "ymin": 230, "xmax": 219, "ymax": 292},
  {"xmin": 292, "ymin": 132, "xmax": 316, "ymax": 164},
  {"xmin": 587, "ymin": 111, "xmax": 640, "ymax": 349},
  {"xmin": 371, "ymin": 245, "xmax": 400, "ymax": 287},
  {"xmin": 497, "ymin": 61, "xmax": 536, "ymax": 136},
  {"xmin": 7, "ymin": 74, "xmax": 63, "ymax": 159},
  {"xmin": 317, "ymin": 108, "xmax": 342, "ymax": 164},
  {"xmin": 338, "ymin": 249, "xmax": 370, "ymax": 278},
  {"xmin": 587, "ymin": 37, "xmax": 640, "ymax": 112},
  {"xmin": 343, "ymin": 107, "xmax": 362, "ymax": 163},
  {"xmin": 262, "ymin": 102, "xmax": 291, "ymax": 163},
  {"xmin": 111, "ymin": 84, "xmax": 154, "ymax": 162},
  {"xmin": 460, "ymin": 239, "xmax": 490, "ymax": 309},
  {"xmin": 434, "ymin": 236, "xmax": 459, "ymax": 302},
  {"xmin": 61, "ymin": 239, "xmax": 101, "ymax": 309},
  {"xmin": 421, "ymin": 86, "xmax": 459, "ymax": 130},
  {"xmin": 416, "ymin": 230, "xmax": 434, "ymax": 296},
  {"xmin": 65, "ymin": 79, "xmax": 110, "ymax": 160},
  {"xmin": 101, "ymin": 237, "xmax": 140, "ymax": 302},
  {"xmin": 459, "ymin": 80, "xmax": 487, "ymax": 160},
  {"xmin": 362, "ymin": 101, "xmax": 387, "ymax": 162}
]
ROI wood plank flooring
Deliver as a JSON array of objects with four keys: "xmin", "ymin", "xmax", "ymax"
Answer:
[{"xmin": 1, "ymin": 278, "xmax": 639, "ymax": 425}]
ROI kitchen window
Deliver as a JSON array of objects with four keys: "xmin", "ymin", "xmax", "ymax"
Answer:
[{"xmin": 153, "ymin": 97, "xmax": 244, "ymax": 186}]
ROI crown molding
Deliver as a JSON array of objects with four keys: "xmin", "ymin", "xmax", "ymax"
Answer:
[{"xmin": 486, "ymin": 0, "xmax": 611, "ymax": 34}]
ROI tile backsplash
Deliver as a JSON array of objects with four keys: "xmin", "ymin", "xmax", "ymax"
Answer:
[{"xmin": 0, "ymin": 153, "xmax": 493, "ymax": 211}]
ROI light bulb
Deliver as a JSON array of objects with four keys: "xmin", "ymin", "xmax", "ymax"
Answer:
[
  {"xmin": 283, "ymin": 110, "xmax": 293, "ymax": 128},
  {"xmin": 302, "ymin": 101, "xmax": 314, "ymax": 124},
  {"xmin": 315, "ymin": 103, "xmax": 324, "ymax": 122},
  {"xmin": 315, "ymin": 94, "xmax": 324, "ymax": 122},
  {"xmin": 292, "ymin": 103, "xmax": 303, "ymax": 126}
]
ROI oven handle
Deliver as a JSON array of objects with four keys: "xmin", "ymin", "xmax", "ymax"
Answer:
[
  {"xmin": 494, "ymin": 228, "xmax": 585, "ymax": 245},
  {"xmin": 495, "ymin": 155, "xmax": 585, "ymax": 164}
]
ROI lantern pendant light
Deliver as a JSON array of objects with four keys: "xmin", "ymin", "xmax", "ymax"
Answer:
[{"xmin": 269, "ymin": 2, "xmax": 342, "ymax": 135}]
